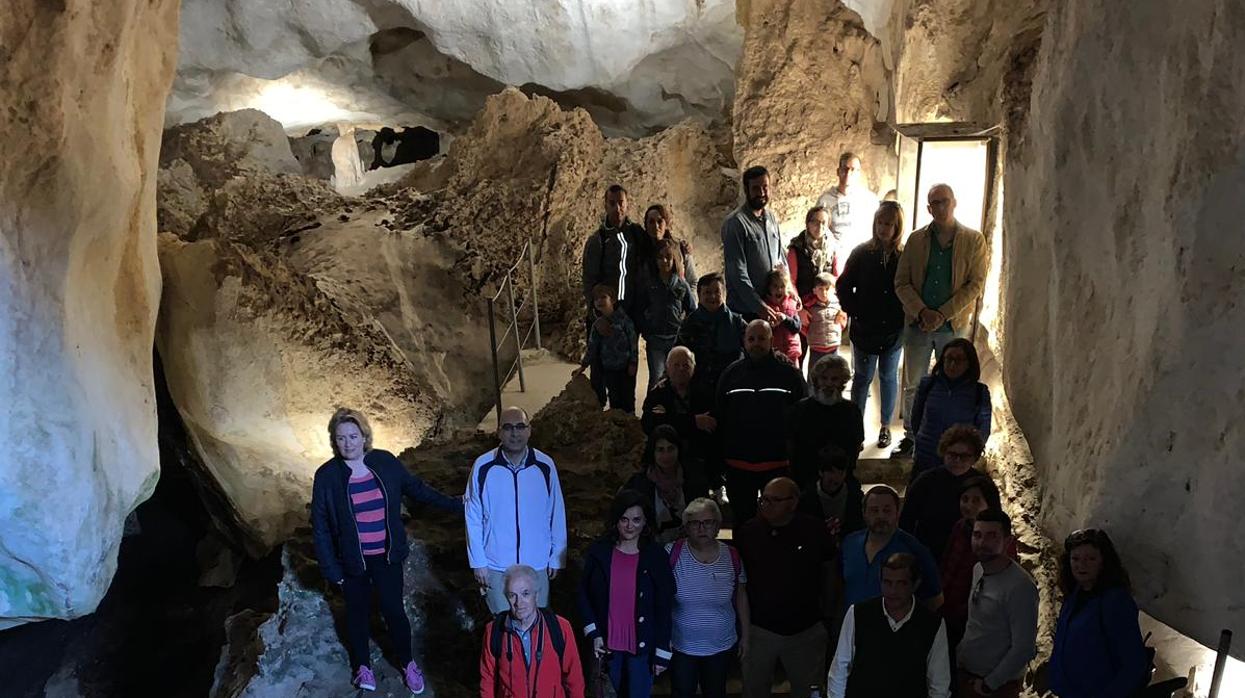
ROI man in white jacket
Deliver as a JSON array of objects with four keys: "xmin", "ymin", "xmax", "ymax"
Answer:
[{"xmin": 465, "ymin": 406, "xmax": 568, "ymax": 613}]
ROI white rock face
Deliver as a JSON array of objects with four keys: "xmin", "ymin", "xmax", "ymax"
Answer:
[
  {"xmin": 0, "ymin": 0, "xmax": 178, "ymax": 627},
  {"xmin": 1003, "ymin": 0, "xmax": 1245, "ymax": 651}
]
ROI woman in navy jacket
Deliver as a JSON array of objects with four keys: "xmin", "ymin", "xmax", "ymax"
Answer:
[
  {"xmin": 909, "ymin": 337, "xmax": 992, "ymax": 480},
  {"xmin": 310, "ymin": 408, "xmax": 463, "ymax": 694},
  {"xmin": 1050, "ymin": 528, "xmax": 1149, "ymax": 698},
  {"xmin": 577, "ymin": 489, "xmax": 676, "ymax": 698}
]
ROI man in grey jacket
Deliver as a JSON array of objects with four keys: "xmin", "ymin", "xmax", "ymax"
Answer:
[
  {"xmin": 722, "ymin": 165, "xmax": 785, "ymax": 321},
  {"xmin": 582, "ymin": 183, "xmax": 644, "ymax": 336}
]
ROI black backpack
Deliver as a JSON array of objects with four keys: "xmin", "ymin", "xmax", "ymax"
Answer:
[{"xmin": 489, "ymin": 608, "xmax": 567, "ymax": 665}]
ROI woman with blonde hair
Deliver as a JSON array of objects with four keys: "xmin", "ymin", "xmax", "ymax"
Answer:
[{"xmin": 310, "ymin": 407, "xmax": 463, "ymax": 694}]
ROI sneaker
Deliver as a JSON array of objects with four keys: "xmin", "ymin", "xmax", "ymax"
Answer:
[
  {"xmin": 403, "ymin": 660, "xmax": 427, "ymax": 695},
  {"xmin": 878, "ymin": 428, "xmax": 892, "ymax": 449},
  {"xmin": 353, "ymin": 665, "xmax": 376, "ymax": 692},
  {"xmin": 892, "ymin": 437, "xmax": 914, "ymax": 457}
]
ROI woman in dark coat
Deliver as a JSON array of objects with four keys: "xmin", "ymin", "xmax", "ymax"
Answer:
[{"xmin": 909, "ymin": 338, "xmax": 992, "ymax": 480}]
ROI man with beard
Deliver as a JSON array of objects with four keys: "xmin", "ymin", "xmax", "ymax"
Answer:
[
  {"xmin": 722, "ymin": 166, "xmax": 785, "ymax": 321},
  {"xmin": 715, "ymin": 320, "xmax": 806, "ymax": 525},
  {"xmin": 837, "ymin": 486, "xmax": 942, "ymax": 612},
  {"xmin": 787, "ymin": 354, "xmax": 864, "ymax": 493}
]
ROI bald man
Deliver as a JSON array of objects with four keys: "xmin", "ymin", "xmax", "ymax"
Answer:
[
  {"xmin": 715, "ymin": 320, "xmax": 806, "ymax": 525},
  {"xmin": 465, "ymin": 407, "xmax": 568, "ymax": 613},
  {"xmin": 736, "ymin": 477, "xmax": 834, "ymax": 698},
  {"xmin": 892, "ymin": 184, "xmax": 988, "ymax": 456}
]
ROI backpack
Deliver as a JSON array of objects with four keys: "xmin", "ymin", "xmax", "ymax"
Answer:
[
  {"xmin": 668, "ymin": 539, "xmax": 742, "ymax": 579},
  {"xmin": 489, "ymin": 608, "xmax": 566, "ymax": 666}
]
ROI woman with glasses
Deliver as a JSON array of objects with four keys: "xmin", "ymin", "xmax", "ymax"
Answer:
[
  {"xmin": 898, "ymin": 425, "xmax": 987, "ymax": 559},
  {"xmin": 908, "ymin": 338, "xmax": 992, "ymax": 480},
  {"xmin": 623, "ymin": 425, "xmax": 693, "ymax": 544},
  {"xmin": 665, "ymin": 498, "xmax": 749, "ymax": 698},
  {"xmin": 1050, "ymin": 529, "xmax": 1149, "ymax": 698}
]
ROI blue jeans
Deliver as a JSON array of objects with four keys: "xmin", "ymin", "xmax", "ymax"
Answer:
[
  {"xmin": 645, "ymin": 336, "xmax": 675, "ymax": 391},
  {"xmin": 901, "ymin": 324, "xmax": 962, "ymax": 439},
  {"xmin": 850, "ymin": 342, "xmax": 901, "ymax": 427},
  {"xmin": 607, "ymin": 650, "xmax": 653, "ymax": 698},
  {"xmin": 669, "ymin": 648, "xmax": 732, "ymax": 698}
]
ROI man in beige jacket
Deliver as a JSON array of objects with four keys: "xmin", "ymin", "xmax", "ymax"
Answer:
[{"xmin": 891, "ymin": 184, "xmax": 988, "ymax": 456}]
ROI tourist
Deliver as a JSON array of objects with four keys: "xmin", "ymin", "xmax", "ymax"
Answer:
[
  {"xmin": 577, "ymin": 490, "xmax": 676, "ymax": 697},
  {"xmin": 796, "ymin": 444, "xmax": 865, "ymax": 548},
  {"xmin": 788, "ymin": 354, "xmax": 864, "ymax": 494},
  {"xmin": 940, "ymin": 476, "xmax": 1017, "ymax": 650},
  {"xmin": 675, "ymin": 272, "xmax": 747, "ymax": 394},
  {"xmin": 715, "ymin": 320, "xmax": 806, "ymax": 525},
  {"xmin": 816, "ymin": 152, "xmax": 881, "ymax": 261},
  {"xmin": 642, "ymin": 203, "xmax": 698, "ymax": 288},
  {"xmin": 893, "ymin": 184, "xmax": 989, "ymax": 456},
  {"xmin": 465, "ymin": 407, "xmax": 568, "ymax": 614},
  {"xmin": 582, "ymin": 184, "xmax": 644, "ymax": 333},
  {"xmin": 762, "ymin": 268, "xmax": 802, "ymax": 365},
  {"xmin": 637, "ymin": 237, "xmax": 697, "ymax": 389},
  {"xmin": 666, "ymin": 498, "xmax": 749, "ymax": 698},
  {"xmin": 800, "ymin": 272, "xmax": 845, "ymax": 376},
  {"xmin": 310, "ymin": 408, "xmax": 464, "ymax": 694},
  {"xmin": 722, "ymin": 165, "xmax": 785, "ymax": 321},
  {"xmin": 623, "ymin": 425, "xmax": 691, "ymax": 544},
  {"xmin": 900, "ymin": 424, "xmax": 988, "ymax": 559},
  {"xmin": 1049, "ymin": 529, "xmax": 1149, "ymax": 698},
  {"xmin": 787, "ymin": 206, "xmax": 839, "ymax": 306},
  {"xmin": 640, "ymin": 346, "xmax": 715, "ymax": 499},
  {"xmin": 908, "ymin": 338, "xmax": 992, "ymax": 479},
  {"xmin": 480, "ymin": 564, "xmax": 585, "ymax": 698},
  {"xmin": 836, "ymin": 201, "xmax": 905, "ymax": 449},
  {"xmin": 956, "ymin": 509, "xmax": 1038, "ymax": 698},
  {"xmin": 575, "ymin": 284, "xmax": 639, "ymax": 414},
  {"xmin": 736, "ymin": 478, "xmax": 833, "ymax": 698},
  {"xmin": 839, "ymin": 486, "xmax": 942, "ymax": 611},
  {"xmin": 827, "ymin": 553, "xmax": 951, "ymax": 698}
]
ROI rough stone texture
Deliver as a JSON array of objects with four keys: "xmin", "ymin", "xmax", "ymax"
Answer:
[
  {"xmin": 0, "ymin": 0, "xmax": 178, "ymax": 628},
  {"xmin": 1002, "ymin": 0, "xmax": 1245, "ymax": 654},
  {"xmin": 732, "ymin": 0, "xmax": 895, "ymax": 230}
]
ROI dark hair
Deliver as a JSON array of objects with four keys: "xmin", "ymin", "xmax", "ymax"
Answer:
[
  {"xmin": 742, "ymin": 165, "xmax": 768, "ymax": 188},
  {"xmin": 605, "ymin": 183, "xmax": 627, "ymax": 197},
  {"xmin": 933, "ymin": 338, "xmax": 982, "ymax": 383},
  {"xmin": 697, "ymin": 272, "xmax": 726, "ymax": 292},
  {"xmin": 973, "ymin": 508, "xmax": 1012, "ymax": 536},
  {"xmin": 762, "ymin": 268, "xmax": 790, "ymax": 298},
  {"xmin": 605, "ymin": 489, "xmax": 655, "ymax": 545},
  {"xmin": 938, "ymin": 424, "xmax": 986, "ymax": 458},
  {"xmin": 959, "ymin": 475, "xmax": 1002, "ymax": 512},
  {"xmin": 590, "ymin": 283, "xmax": 617, "ymax": 303},
  {"xmin": 644, "ymin": 203, "xmax": 672, "ymax": 229},
  {"xmin": 653, "ymin": 237, "xmax": 685, "ymax": 279},
  {"xmin": 1058, "ymin": 528, "xmax": 1132, "ymax": 595},
  {"xmin": 838, "ymin": 152, "xmax": 859, "ymax": 169},
  {"xmin": 805, "ymin": 205, "xmax": 828, "ymax": 223},
  {"xmin": 863, "ymin": 484, "xmax": 901, "ymax": 509},
  {"xmin": 812, "ymin": 271, "xmax": 835, "ymax": 288},
  {"xmin": 882, "ymin": 552, "xmax": 921, "ymax": 584},
  {"xmin": 642, "ymin": 424, "xmax": 682, "ymax": 468},
  {"xmin": 817, "ymin": 443, "xmax": 852, "ymax": 473}
]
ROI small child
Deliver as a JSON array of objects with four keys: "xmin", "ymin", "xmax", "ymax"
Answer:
[
  {"xmin": 762, "ymin": 268, "xmax": 802, "ymax": 365},
  {"xmin": 575, "ymin": 284, "xmax": 639, "ymax": 413},
  {"xmin": 800, "ymin": 272, "xmax": 847, "ymax": 377},
  {"xmin": 674, "ymin": 273, "xmax": 747, "ymax": 391}
]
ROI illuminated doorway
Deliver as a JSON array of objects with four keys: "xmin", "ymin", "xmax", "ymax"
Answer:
[{"xmin": 894, "ymin": 123, "xmax": 999, "ymax": 238}]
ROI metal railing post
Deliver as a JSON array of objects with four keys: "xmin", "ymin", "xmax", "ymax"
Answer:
[
  {"xmin": 487, "ymin": 297, "xmax": 502, "ymax": 427},
  {"xmin": 529, "ymin": 242, "xmax": 542, "ymax": 350},
  {"xmin": 506, "ymin": 274, "xmax": 526, "ymax": 392},
  {"xmin": 1209, "ymin": 629, "xmax": 1233, "ymax": 698}
]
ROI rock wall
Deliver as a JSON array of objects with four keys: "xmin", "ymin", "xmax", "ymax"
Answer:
[
  {"xmin": 1003, "ymin": 0, "xmax": 1245, "ymax": 652},
  {"xmin": 0, "ymin": 0, "xmax": 178, "ymax": 627}
]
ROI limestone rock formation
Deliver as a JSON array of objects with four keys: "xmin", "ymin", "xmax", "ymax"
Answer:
[
  {"xmin": 0, "ymin": 0, "xmax": 178, "ymax": 628},
  {"xmin": 1002, "ymin": 0, "xmax": 1245, "ymax": 651}
]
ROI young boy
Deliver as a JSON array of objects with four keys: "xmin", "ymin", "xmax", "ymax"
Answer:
[
  {"xmin": 674, "ymin": 272, "xmax": 747, "ymax": 393},
  {"xmin": 800, "ymin": 272, "xmax": 847, "ymax": 377},
  {"xmin": 575, "ymin": 284, "xmax": 639, "ymax": 413}
]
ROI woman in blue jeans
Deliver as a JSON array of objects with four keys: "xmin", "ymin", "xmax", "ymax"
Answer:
[{"xmin": 836, "ymin": 201, "xmax": 906, "ymax": 448}]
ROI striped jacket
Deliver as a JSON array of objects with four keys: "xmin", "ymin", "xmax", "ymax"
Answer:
[{"xmin": 714, "ymin": 353, "xmax": 807, "ymax": 471}]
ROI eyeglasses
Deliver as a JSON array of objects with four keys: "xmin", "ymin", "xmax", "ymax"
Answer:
[
  {"xmin": 500, "ymin": 423, "xmax": 530, "ymax": 433},
  {"xmin": 944, "ymin": 450, "xmax": 979, "ymax": 462},
  {"xmin": 685, "ymin": 519, "xmax": 719, "ymax": 529},
  {"xmin": 760, "ymin": 495, "xmax": 796, "ymax": 505}
]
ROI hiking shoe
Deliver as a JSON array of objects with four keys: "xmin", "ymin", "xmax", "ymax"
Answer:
[
  {"xmin": 403, "ymin": 660, "xmax": 427, "ymax": 695},
  {"xmin": 892, "ymin": 437, "xmax": 914, "ymax": 457},
  {"xmin": 878, "ymin": 428, "xmax": 892, "ymax": 448},
  {"xmin": 353, "ymin": 665, "xmax": 376, "ymax": 692}
]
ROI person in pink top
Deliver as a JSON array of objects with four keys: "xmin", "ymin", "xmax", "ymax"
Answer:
[
  {"xmin": 761, "ymin": 268, "xmax": 802, "ymax": 365},
  {"xmin": 577, "ymin": 490, "xmax": 676, "ymax": 697}
]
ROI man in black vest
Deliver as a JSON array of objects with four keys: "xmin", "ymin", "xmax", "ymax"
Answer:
[{"xmin": 827, "ymin": 552, "xmax": 950, "ymax": 698}]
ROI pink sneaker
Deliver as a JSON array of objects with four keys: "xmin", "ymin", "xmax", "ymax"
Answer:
[
  {"xmin": 353, "ymin": 665, "xmax": 376, "ymax": 691},
  {"xmin": 403, "ymin": 660, "xmax": 426, "ymax": 695}
]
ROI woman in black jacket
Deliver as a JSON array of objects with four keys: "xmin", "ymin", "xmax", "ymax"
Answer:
[
  {"xmin": 578, "ymin": 489, "xmax": 677, "ymax": 698},
  {"xmin": 310, "ymin": 408, "xmax": 463, "ymax": 694},
  {"xmin": 836, "ymin": 201, "xmax": 906, "ymax": 449},
  {"xmin": 623, "ymin": 425, "xmax": 693, "ymax": 544}
]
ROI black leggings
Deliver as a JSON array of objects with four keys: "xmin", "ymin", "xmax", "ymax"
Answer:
[{"xmin": 343, "ymin": 555, "xmax": 412, "ymax": 671}]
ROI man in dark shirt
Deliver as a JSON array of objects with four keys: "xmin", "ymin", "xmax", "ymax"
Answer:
[
  {"xmin": 788, "ymin": 354, "xmax": 864, "ymax": 492},
  {"xmin": 736, "ymin": 477, "xmax": 832, "ymax": 698}
]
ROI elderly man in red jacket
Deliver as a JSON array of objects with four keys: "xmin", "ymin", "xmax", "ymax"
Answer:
[{"xmin": 480, "ymin": 565, "xmax": 585, "ymax": 698}]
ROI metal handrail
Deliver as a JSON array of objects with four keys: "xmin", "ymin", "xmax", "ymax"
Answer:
[{"xmin": 486, "ymin": 242, "xmax": 542, "ymax": 426}]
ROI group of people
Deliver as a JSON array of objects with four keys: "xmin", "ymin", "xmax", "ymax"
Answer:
[{"xmin": 308, "ymin": 158, "xmax": 1153, "ymax": 698}]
